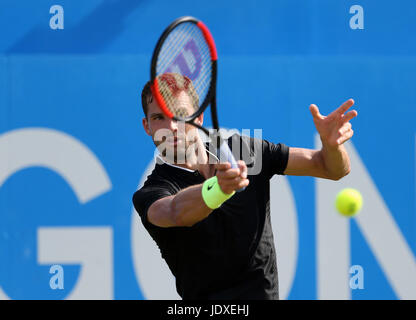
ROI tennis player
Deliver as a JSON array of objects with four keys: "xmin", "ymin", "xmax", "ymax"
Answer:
[{"xmin": 133, "ymin": 73, "xmax": 357, "ymax": 300}]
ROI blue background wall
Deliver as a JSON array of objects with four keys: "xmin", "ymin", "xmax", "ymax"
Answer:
[{"xmin": 0, "ymin": 0, "xmax": 415, "ymax": 299}]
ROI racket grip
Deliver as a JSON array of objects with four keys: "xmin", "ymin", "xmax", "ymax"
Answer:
[{"xmin": 218, "ymin": 141, "xmax": 246, "ymax": 192}]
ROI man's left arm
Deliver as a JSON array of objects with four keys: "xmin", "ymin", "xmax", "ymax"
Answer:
[{"xmin": 283, "ymin": 99, "xmax": 357, "ymax": 180}]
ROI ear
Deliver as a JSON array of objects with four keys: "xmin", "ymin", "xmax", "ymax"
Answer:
[{"xmin": 142, "ymin": 117, "xmax": 152, "ymax": 136}]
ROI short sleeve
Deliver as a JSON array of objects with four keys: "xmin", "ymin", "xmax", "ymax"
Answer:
[
  {"xmin": 227, "ymin": 134, "xmax": 289, "ymax": 179},
  {"xmin": 132, "ymin": 181, "xmax": 175, "ymax": 231},
  {"xmin": 263, "ymin": 139, "xmax": 289, "ymax": 177}
]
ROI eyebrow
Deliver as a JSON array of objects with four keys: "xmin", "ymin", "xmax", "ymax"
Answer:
[{"xmin": 149, "ymin": 112, "xmax": 164, "ymax": 118}]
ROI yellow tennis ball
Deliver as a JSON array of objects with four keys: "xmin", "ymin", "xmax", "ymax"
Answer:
[{"xmin": 335, "ymin": 188, "xmax": 363, "ymax": 217}]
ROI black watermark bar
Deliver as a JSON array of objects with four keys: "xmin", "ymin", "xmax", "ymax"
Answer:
[{"xmin": 0, "ymin": 300, "xmax": 410, "ymax": 318}]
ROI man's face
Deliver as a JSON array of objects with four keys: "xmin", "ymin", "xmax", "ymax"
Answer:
[{"xmin": 142, "ymin": 91, "xmax": 203, "ymax": 163}]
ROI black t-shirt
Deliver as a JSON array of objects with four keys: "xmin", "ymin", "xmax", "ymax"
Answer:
[{"xmin": 132, "ymin": 134, "xmax": 289, "ymax": 300}]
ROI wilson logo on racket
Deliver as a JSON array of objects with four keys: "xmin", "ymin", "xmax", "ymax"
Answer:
[{"xmin": 166, "ymin": 39, "xmax": 202, "ymax": 81}]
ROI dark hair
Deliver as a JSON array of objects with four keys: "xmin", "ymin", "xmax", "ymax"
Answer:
[
  {"xmin": 140, "ymin": 73, "xmax": 199, "ymax": 118},
  {"xmin": 141, "ymin": 80, "xmax": 153, "ymax": 118}
]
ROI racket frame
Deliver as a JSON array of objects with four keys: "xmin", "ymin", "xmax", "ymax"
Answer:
[
  {"xmin": 150, "ymin": 16, "xmax": 218, "ymax": 134},
  {"xmin": 150, "ymin": 16, "xmax": 241, "ymax": 177}
]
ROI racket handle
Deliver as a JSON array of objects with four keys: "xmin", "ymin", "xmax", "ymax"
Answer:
[{"xmin": 218, "ymin": 141, "xmax": 246, "ymax": 192}]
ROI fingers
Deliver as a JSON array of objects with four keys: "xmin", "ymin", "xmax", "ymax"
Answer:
[
  {"xmin": 332, "ymin": 98, "xmax": 355, "ymax": 117},
  {"xmin": 333, "ymin": 122, "xmax": 353, "ymax": 145},
  {"xmin": 339, "ymin": 122, "xmax": 352, "ymax": 135},
  {"xmin": 342, "ymin": 109, "xmax": 358, "ymax": 124},
  {"xmin": 337, "ymin": 129, "xmax": 354, "ymax": 145},
  {"xmin": 236, "ymin": 178, "xmax": 250, "ymax": 189},
  {"xmin": 215, "ymin": 160, "xmax": 247, "ymax": 178},
  {"xmin": 309, "ymin": 104, "xmax": 323, "ymax": 120},
  {"xmin": 218, "ymin": 176, "xmax": 250, "ymax": 194},
  {"xmin": 338, "ymin": 98, "xmax": 355, "ymax": 114},
  {"xmin": 215, "ymin": 160, "xmax": 249, "ymax": 194},
  {"xmin": 238, "ymin": 160, "xmax": 247, "ymax": 179},
  {"xmin": 311, "ymin": 99, "xmax": 356, "ymax": 121},
  {"xmin": 214, "ymin": 162, "xmax": 231, "ymax": 171},
  {"xmin": 218, "ymin": 167, "xmax": 240, "ymax": 179}
]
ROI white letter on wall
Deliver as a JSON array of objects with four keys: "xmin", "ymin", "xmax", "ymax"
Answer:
[{"xmin": 0, "ymin": 128, "xmax": 112, "ymax": 299}]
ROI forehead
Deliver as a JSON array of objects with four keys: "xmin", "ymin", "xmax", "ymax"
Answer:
[
  {"xmin": 149, "ymin": 91, "xmax": 195, "ymax": 117},
  {"xmin": 147, "ymin": 95, "xmax": 163, "ymax": 114}
]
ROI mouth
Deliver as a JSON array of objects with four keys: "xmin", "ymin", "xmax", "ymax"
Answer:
[{"xmin": 166, "ymin": 137, "xmax": 183, "ymax": 146}]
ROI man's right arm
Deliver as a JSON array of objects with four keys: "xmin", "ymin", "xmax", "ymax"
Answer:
[
  {"xmin": 147, "ymin": 161, "xmax": 249, "ymax": 228},
  {"xmin": 147, "ymin": 184, "xmax": 210, "ymax": 227}
]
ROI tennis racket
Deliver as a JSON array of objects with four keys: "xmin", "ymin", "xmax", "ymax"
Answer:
[{"xmin": 150, "ymin": 16, "xmax": 244, "ymax": 187}]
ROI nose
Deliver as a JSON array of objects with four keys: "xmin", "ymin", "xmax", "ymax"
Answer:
[{"xmin": 167, "ymin": 118, "xmax": 178, "ymax": 132}]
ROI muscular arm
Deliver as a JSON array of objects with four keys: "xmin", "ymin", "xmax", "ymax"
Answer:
[
  {"xmin": 283, "ymin": 145, "xmax": 350, "ymax": 180},
  {"xmin": 147, "ymin": 184, "xmax": 212, "ymax": 227}
]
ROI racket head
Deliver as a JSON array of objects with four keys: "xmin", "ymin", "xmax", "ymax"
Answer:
[{"xmin": 150, "ymin": 16, "xmax": 217, "ymax": 123}]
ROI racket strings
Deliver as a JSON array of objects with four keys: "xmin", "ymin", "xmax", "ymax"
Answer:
[
  {"xmin": 157, "ymin": 23, "xmax": 200, "ymax": 74},
  {"xmin": 157, "ymin": 23, "xmax": 204, "ymax": 76},
  {"xmin": 155, "ymin": 22, "xmax": 213, "ymax": 119},
  {"xmin": 156, "ymin": 73, "xmax": 199, "ymax": 118}
]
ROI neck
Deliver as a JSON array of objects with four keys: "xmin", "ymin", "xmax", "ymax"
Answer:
[
  {"xmin": 158, "ymin": 148, "xmax": 217, "ymax": 179},
  {"xmin": 165, "ymin": 149, "xmax": 208, "ymax": 171}
]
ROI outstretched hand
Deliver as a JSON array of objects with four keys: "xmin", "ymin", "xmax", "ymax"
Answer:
[{"xmin": 309, "ymin": 99, "xmax": 358, "ymax": 149}]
